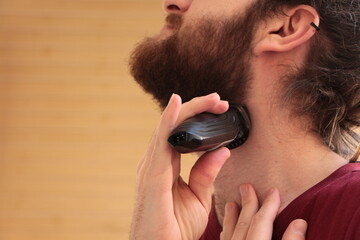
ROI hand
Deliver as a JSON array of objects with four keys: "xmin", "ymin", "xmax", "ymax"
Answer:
[
  {"xmin": 221, "ymin": 184, "xmax": 307, "ymax": 240},
  {"xmin": 130, "ymin": 93, "xmax": 231, "ymax": 240}
]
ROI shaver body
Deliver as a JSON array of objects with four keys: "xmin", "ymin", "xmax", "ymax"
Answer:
[{"xmin": 168, "ymin": 105, "xmax": 251, "ymax": 153}]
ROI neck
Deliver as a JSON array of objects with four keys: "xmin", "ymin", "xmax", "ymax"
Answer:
[{"xmin": 213, "ymin": 100, "xmax": 348, "ymax": 225}]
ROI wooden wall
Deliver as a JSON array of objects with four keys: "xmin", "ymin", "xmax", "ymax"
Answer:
[{"xmin": 0, "ymin": 0, "xmax": 196, "ymax": 239}]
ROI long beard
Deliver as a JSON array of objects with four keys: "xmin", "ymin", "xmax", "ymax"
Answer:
[{"xmin": 129, "ymin": 9, "xmax": 258, "ymax": 109}]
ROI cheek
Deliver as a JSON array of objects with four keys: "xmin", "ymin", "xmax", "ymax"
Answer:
[
  {"xmin": 184, "ymin": 0, "xmax": 257, "ymax": 25},
  {"xmin": 182, "ymin": 1, "xmax": 232, "ymax": 25}
]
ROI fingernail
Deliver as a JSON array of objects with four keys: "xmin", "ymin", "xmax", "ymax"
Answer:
[
  {"xmin": 268, "ymin": 188, "xmax": 277, "ymax": 196},
  {"xmin": 225, "ymin": 202, "xmax": 233, "ymax": 213},
  {"xmin": 220, "ymin": 100, "xmax": 229, "ymax": 106},
  {"xmin": 207, "ymin": 92, "xmax": 219, "ymax": 98},
  {"xmin": 264, "ymin": 188, "xmax": 278, "ymax": 201},
  {"xmin": 239, "ymin": 184, "xmax": 249, "ymax": 198},
  {"xmin": 168, "ymin": 93, "xmax": 178, "ymax": 105},
  {"xmin": 292, "ymin": 220, "xmax": 307, "ymax": 235}
]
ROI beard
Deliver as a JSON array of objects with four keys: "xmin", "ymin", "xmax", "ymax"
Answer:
[{"xmin": 129, "ymin": 4, "xmax": 260, "ymax": 109}]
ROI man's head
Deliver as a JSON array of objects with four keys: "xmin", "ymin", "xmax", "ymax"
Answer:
[{"xmin": 129, "ymin": 0, "xmax": 360, "ymax": 160}]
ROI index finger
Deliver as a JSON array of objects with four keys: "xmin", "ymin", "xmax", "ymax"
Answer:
[
  {"xmin": 175, "ymin": 93, "xmax": 229, "ymax": 126},
  {"xmin": 139, "ymin": 93, "xmax": 182, "ymax": 179}
]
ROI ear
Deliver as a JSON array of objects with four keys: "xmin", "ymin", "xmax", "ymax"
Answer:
[{"xmin": 253, "ymin": 5, "xmax": 320, "ymax": 55}]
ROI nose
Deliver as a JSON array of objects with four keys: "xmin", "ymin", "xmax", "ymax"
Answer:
[{"xmin": 163, "ymin": 0, "xmax": 192, "ymax": 14}]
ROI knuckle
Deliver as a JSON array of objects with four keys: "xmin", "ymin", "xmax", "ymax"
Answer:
[
  {"xmin": 191, "ymin": 165, "xmax": 214, "ymax": 186},
  {"xmin": 188, "ymin": 94, "xmax": 217, "ymax": 107},
  {"xmin": 190, "ymin": 172, "xmax": 212, "ymax": 189},
  {"xmin": 235, "ymin": 220, "xmax": 249, "ymax": 230},
  {"xmin": 241, "ymin": 198, "xmax": 258, "ymax": 212},
  {"xmin": 187, "ymin": 96, "xmax": 202, "ymax": 105},
  {"xmin": 252, "ymin": 212, "xmax": 268, "ymax": 224},
  {"xmin": 241, "ymin": 197, "xmax": 253, "ymax": 207}
]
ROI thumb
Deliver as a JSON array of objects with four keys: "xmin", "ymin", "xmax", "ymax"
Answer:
[
  {"xmin": 188, "ymin": 147, "xmax": 230, "ymax": 214},
  {"xmin": 282, "ymin": 219, "xmax": 307, "ymax": 240}
]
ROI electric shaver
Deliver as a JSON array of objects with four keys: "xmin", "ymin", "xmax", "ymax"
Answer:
[{"xmin": 168, "ymin": 105, "xmax": 251, "ymax": 153}]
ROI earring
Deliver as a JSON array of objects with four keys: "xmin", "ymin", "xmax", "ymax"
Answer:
[{"xmin": 310, "ymin": 22, "xmax": 320, "ymax": 31}]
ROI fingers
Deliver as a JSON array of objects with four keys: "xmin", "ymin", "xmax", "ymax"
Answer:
[
  {"xmin": 132, "ymin": 93, "xmax": 231, "ymax": 240},
  {"xmin": 148, "ymin": 93, "xmax": 228, "ymax": 178},
  {"xmin": 175, "ymin": 93, "xmax": 229, "ymax": 126},
  {"xmin": 154, "ymin": 92, "xmax": 228, "ymax": 165},
  {"xmin": 231, "ymin": 184, "xmax": 259, "ymax": 239},
  {"xmin": 138, "ymin": 93, "xmax": 229, "ymax": 187},
  {"xmin": 221, "ymin": 202, "xmax": 240, "ymax": 240},
  {"xmin": 188, "ymin": 147, "xmax": 231, "ymax": 214},
  {"xmin": 221, "ymin": 185, "xmax": 308, "ymax": 240},
  {"xmin": 221, "ymin": 186, "xmax": 281, "ymax": 240},
  {"xmin": 137, "ymin": 94, "xmax": 182, "ymax": 179},
  {"xmin": 282, "ymin": 219, "xmax": 307, "ymax": 240},
  {"xmin": 245, "ymin": 188, "xmax": 281, "ymax": 239},
  {"xmin": 158, "ymin": 93, "xmax": 183, "ymax": 139}
]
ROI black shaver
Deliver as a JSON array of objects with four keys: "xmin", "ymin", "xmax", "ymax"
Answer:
[{"xmin": 168, "ymin": 105, "xmax": 251, "ymax": 153}]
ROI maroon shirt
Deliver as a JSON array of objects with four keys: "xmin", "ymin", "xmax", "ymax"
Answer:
[{"xmin": 200, "ymin": 163, "xmax": 360, "ymax": 240}]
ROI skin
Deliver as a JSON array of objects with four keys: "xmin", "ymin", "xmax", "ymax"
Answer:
[
  {"xmin": 213, "ymin": 5, "xmax": 348, "ymax": 224},
  {"xmin": 130, "ymin": 0, "xmax": 348, "ymax": 239},
  {"xmin": 130, "ymin": 94, "xmax": 307, "ymax": 240},
  {"xmin": 162, "ymin": 0, "xmax": 255, "ymax": 22}
]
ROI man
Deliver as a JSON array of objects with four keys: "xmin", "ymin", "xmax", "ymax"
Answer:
[{"xmin": 129, "ymin": 0, "xmax": 360, "ymax": 239}]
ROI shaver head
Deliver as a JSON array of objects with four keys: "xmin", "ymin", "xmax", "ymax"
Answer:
[{"xmin": 168, "ymin": 105, "xmax": 251, "ymax": 153}]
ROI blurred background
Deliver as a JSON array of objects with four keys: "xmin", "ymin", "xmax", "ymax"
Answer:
[{"xmin": 0, "ymin": 0, "xmax": 196, "ymax": 239}]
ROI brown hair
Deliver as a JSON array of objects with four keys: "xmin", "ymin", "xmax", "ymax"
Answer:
[{"xmin": 258, "ymin": 0, "xmax": 360, "ymax": 161}]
